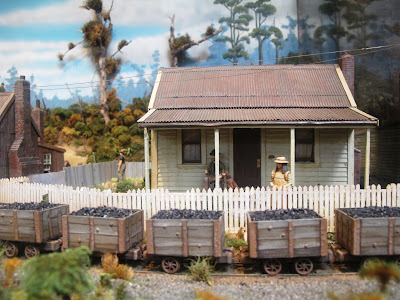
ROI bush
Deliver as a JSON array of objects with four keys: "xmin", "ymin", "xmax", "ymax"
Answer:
[
  {"xmin": 116, "ymin": 181, "xmax": 135, "ymax": 193},
  {"xmin": 20, "ymin": 246, "xmax": 94, "ymax": 299},
  {"xmin": 126, "ymin": 177, "xmax": 144, "ymax": 189},
  {"xmin": 187, "ymin": 257, "xmax": 215, "ymax": 286},
  {"xmin": 112, "ymin": 125, "xmax": 129, "ymax": 138},
  {"xmin": 118, "ymin": 134, "xmax": 131, "ymax": 147},
  {"xmin": 44, "ymin": 126, "xmax": 59, "ymax": 145},
  {"xmin": 73, "ymin": 139, "xmax": 83, "ymax": 147},
  {"xmin": 75, "ymin": 121, "xmax": 87, "ymax": 132}
]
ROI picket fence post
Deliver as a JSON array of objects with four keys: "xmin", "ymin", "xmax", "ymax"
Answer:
[{"xmin": 2, "ymin": 179, "xmax": 400, "ymax": 233}]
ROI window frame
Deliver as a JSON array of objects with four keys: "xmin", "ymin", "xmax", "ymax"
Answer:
[
  {"xmin": 44, "ymin": 153, "xmax": 51, "ymax": 172},
  {"xmin": 295, "ymin": 128, "xmax": 320, "ymax": 164},
  {"xmin": 177, "ymin": 129, "xmax": 206, "ymax": 166}
]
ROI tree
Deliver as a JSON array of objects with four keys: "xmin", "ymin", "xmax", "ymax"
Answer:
[
  {"xmin": 343, "ymin": 0, "xmax": 382, "ymax": 48},
  {"xmin": 58, "ymin": 0, "xmax": 131, "ymax": 124},
  {"xmin": 168, "ymin": 15, "xmax": 223, "ymax": 67},
  {"xmin": 214, "ymin": 0, "xmax": 253, "ymax": 65},
  {"xmin": 245, "ymin": 0, "xmax": 276, "ymax": 65},
  {"xmin": 268, "ymin": 20, "xmax": 284, "ymax": 61},
  {"xmin": 0, "ymin": 83, "xmax": 5, "ymax": 92},
  {"xmin": 4, "ymin": 66, "xmax": 19, "ymax": 92},
  {"xmin": 315, "ymin": 0, "xmax": 348, "ymax": 57}
]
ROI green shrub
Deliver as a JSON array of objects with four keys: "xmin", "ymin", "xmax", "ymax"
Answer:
[
  {"xmin": 126, "ymin": 177, "xmax": 145, "ymax": 189},
  {"xmin": 225, "ymin": 237, "xmax": 248, "ymax": 250},
  {"xmin": 75, "ymin": 121, "xmax": 87, "ymax": 132},
  {"xmin": 187, "ymin": 257, "xmax": 215, "ymax": 286},
  {"xmin": 118, "ymin": 134, "xmax": 131, "ymax": 146},
  {"xmin": 116, "ymin": 181, "xmax": 136, "ymax": 193},
  {"xmin": 73, "ymin": 139, "xmax": 83, "ymax": 147},
  {"xmin": 21, "ymin": 246, "xmax": 94, "ymax": 299},
  {"xmin": 112, "ymin": 125, "xmax": 129, "ymax": 137}
]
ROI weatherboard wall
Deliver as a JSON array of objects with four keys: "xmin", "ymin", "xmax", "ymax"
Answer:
[{"xmin": 155, "ymin": 128, "xmax": 350, "ymax": 190}]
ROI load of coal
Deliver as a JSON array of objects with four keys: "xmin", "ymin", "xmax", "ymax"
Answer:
[
  {"xmin": 71, "ymin": 206, "xmax": 138, "ymax": 218},
  {"xmin": 152, "ymin": 209, "xmax": 222, "ymax": 220},
  {"xmin": 250, "ymin": 208, "xmax": 320, "ymax": 221},
  {"xmin": 0, "ymin": 202, "xmax": 60, "ymax": 211},
  {"xmin": 340, "ymin": 206, "xmax": 400, "ymax": 218}
]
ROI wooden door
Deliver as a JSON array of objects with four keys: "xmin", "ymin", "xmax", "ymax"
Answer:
[{"xmin": 233, "ymin": 129, "xmax": 261, "ymax": 188}]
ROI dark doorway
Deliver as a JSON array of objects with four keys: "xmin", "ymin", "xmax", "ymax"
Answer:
[{"xmin": 233, "ymin": 129, "xmax": 261, "ymax": 188}]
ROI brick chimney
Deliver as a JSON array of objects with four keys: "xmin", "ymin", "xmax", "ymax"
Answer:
[
  {"xmin": 9, "ymin": 75, "xmax": 42, "ymax": 177},
  {"xmin": 14, "ymin": 75, "xmax": 32, "ymax": 140},
  {"xmin": 339, "ymin": 52, "xmax": 355, "ymax": 97},
  {"xmin": 32, "ymin": 99, "xmax": 44, "ymax": 142}
]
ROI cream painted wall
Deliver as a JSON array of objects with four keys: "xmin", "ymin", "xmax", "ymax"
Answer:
[{"xmin": 155, "ymin": 128, "xmax": 350, "ymax": 191}]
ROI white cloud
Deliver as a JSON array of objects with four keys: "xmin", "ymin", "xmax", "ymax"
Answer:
[
  {"xmin": 0, "ymin": 40, "xmax": 90, "ymax": 67},
  {"xmin": 0, "ymin": 0, "xmax": 225, "ymax": 27},
  {"xmin": 118, "ymin": 34, "xmax": 170, "ymax": 66},
  {"xmin": 0, "ymin": 0, "xmax": 89, "ymax": 26}
]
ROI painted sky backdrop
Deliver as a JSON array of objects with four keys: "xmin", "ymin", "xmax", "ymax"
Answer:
[{"xmin": 0, "ymin": 0, "xmax": 299, "ymax": 107}]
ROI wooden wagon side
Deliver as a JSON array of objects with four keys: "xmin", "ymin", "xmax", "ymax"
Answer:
[
  {"xmin": 0, "ymin": 204, "xmax": 69, "ymax": 243},
  {"xmin": 335, "ymin": 208, "xmax": 400, "ymax": 256},
  {"xmin": 247, "ymin": 213, "xmax": 328, "ymax": 259},
  {"xmin": 62, "ymin": 210, "xmax": 144, "ymax": 253},
  {"xmin": 146, "ymin": 215, "xmax": 224, "ymax": 258}
]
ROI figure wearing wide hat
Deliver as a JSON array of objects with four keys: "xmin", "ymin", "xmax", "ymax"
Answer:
[{"xmin": 270, "ymin": 157, "xmax": 292, "ymax": 188}]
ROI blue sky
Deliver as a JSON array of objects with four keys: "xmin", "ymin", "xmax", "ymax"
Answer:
[{"xmin": 0, "ymin": 0, "xmax": 298, "ymax": 106}]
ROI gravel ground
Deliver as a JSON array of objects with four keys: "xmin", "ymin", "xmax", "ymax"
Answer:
[{"xmin": 115, "ymin": 273, "xmax": 400, "ymax": 300}]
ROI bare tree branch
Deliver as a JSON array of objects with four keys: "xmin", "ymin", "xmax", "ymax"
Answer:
[
  {"xmin": 168, "ymin": 15, "xmax": 222, "ymax": 67},
  {"xmin": 171, "ymin": 27, "xmax": 223, "ymax": 56}
]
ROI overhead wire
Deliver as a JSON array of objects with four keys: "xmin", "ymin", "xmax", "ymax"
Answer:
[{"xmin": 2, "ymin": 43, "xmax": 399, "ymax": 91}]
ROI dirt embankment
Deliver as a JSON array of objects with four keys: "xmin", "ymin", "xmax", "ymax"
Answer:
[{"xmin": 60, "ymin": 143, "xmax": 89, "ymax": 166}]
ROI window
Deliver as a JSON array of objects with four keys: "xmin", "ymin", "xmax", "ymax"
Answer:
[
  {"xmin": 296, "ymin": 129, "xmax": 314, "ymax": 162},
  {"xmin": 44, "ymin": 153, "xmax": 51, "ymax": 173},
  {"xmin": 182, "ymin": 129, "xmax": 201, "ymax": 163}
]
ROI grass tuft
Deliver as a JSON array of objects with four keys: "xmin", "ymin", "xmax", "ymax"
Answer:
[{"xmin": 187, "ymin": 257, "xmax": 215, "ymax": 286}]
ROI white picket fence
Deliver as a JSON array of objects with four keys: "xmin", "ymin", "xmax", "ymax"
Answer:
[{"xmin": 1, "ymin": 178, "xmax": 399, "ymax": 233}]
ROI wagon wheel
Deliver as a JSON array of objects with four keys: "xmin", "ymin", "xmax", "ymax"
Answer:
[
  {"xmin": 294, "ymin": 258, "xmax": 313, "ymax": 276},
  {"xmin": 4, "ymin": 242, "xmax": 18, "ymax": 258},
  {"xmin": 263, "ymin": 259, "xmax": 283, "ymax": 276},
  {"xmin": 161, "ymin": 257, "xmax": 181, "ymax": 274},
  {"xmin": 395, "ymin": 257, "xmax": 400, "ymax": 268},
  {"xmin": 24, "ymin": 245, "xmax": 40, "ymax": 258},
  {"xmin": 361, "ymin": 257, "xmax": 374, "ymax": 268}
]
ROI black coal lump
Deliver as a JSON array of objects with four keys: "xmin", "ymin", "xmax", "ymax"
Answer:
[
  {"xmin": 250, "ymin": 208, "xmax": 320, "ymax": 221},
  {"xmin": 0, "ymin": 202, "xmax": 60, "ymax": 211},
  {"xmin": 70, "ymin": 206, "xmax": 138, "ymax": 218},
  {"xmin": 340, "ymin": 206, "xmax": 400, "ymax": 218},
  {"xmin": 152, "ymin": 209, "xmax": 223, "ymax": 220}
]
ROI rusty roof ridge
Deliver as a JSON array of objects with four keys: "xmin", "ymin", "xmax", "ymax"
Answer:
[
  {"xmin": 155, "ymin": 106, "xmax": 351, "ymax": 110},
  {"xmin": 160, "ymin": 64, "xmax": 335, "ymax": 72},
  {"xmin": 158, "ymin": 95, "xmax": 345, "ymax": 98}
]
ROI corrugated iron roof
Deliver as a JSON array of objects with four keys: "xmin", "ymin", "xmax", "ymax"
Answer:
[
  {"xmin": 0, "ymin": 92, "xmax": 14, "ymax": 122},
  {"xmin": 0, "ymin": 92, "xmax": 13, "ymax": 113},
  {"xmin": 153, "ymin": 64, "xmax": 350, "ymax": 108},
  {"xmin": 140, "ymin": 108, "xmax": 377, "ymax": 127},
  {"xmin": 139, "ymin": 64, "xmax": 378, "ymax": 128}
]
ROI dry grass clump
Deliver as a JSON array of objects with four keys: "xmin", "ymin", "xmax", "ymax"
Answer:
[
  {"xmin": 359, "ymin": 259, "xmax": 400, "ymax": 293},
  {"xmin": 102, "ymin": 253, "xmax": 134, "ymax": 280},
  {"xmin": 3, "ymin": 258, "xmax": 23, "ymax": 287},
  {"xmin": 195, "ymin": 290, "xmax": 229, "ymax": 300}
]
